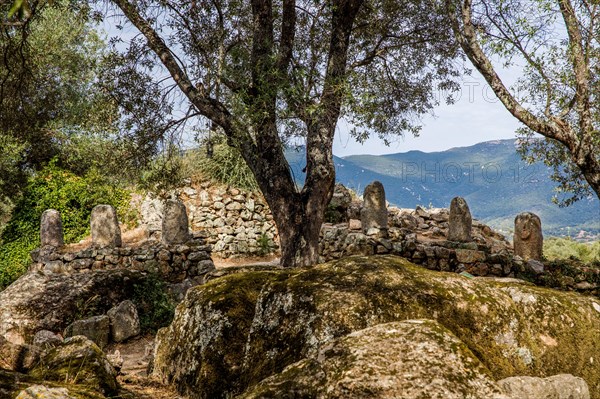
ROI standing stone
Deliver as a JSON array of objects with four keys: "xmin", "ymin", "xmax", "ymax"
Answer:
[
  {"xmin": 40, "ymin": 209, "xmax": 64, "ymax": 247},
  {"xmin": 162, "ymin": 199, "xmax": 190, "ymax": 245},
  {"xmin": 447, "ymin": 197, "xmax": 472, "ymax": 242},
  {"xmin": 91, "ymin": 205, "xmax": 122, "ymax": 248},
  {"xmin": 360, "ymin": 181, "xmax": 388, "ymax": 237},
  {"xmin": 514, "ymin": 212, "xmax": 543, "ymax": 261}
]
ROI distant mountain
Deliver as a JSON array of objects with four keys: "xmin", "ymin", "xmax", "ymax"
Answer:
[{"xmin": 285, "ymin": 140, "xmax": 600, "ymax": 238}]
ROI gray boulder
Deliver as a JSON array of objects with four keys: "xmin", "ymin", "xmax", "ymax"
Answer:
[
  {"xmin": 499, "ymin": 374, "xmax": 590, "ymax": 399},
  {"xmin": 107, "ymin": 300, "xmax": 141, "ymax": 343},
  {"xmin": 63, "ymin": 315, "xmax": 110, "ymax": 349},
  {"xmin": 29, "ymin": 336, "xmax": 118, "ymax": 396},
  {"xmin": 152, "ymin": 256, "xmax": 600, "ymax": 398},
  {"xmin": 0, "ymin": 270, "xmax": 148, "ymax": 350}
]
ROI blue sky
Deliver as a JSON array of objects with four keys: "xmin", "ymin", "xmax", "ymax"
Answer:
[{"xmin": 333, "ymin": 72, "xmax": 522, "ymax": 156}]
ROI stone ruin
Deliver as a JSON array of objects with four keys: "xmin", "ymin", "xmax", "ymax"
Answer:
[
  {"xmin": 319, "ymin": 181, "xmax": 552, "ymax": 279},
  {"xmin": 30, "ymin": 201, "xmax": 215, "ymax": 285}
]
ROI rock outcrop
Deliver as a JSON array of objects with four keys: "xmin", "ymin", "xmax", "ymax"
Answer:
[
  {"xmin": 0, "ymin": 270, "xmax": 148, "ymax": 349},
  {"xmin": 498, "ymin": 374, "xmax": 590, "ymax": 399},
  {"xmin": 241, "ymin": 320, "xmax": 509, "ymax": 399},
  {"xmin": 152, "ymin": 255, "xmax": 600, "ymax": 398},
  {"xmin": 29, "ymin": 336, "xmax": 118, "ymax": 396}
]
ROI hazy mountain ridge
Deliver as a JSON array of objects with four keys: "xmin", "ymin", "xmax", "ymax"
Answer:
[{"xmin": 286, "ymin": 139, "xmax": 599, "ymax": 238}]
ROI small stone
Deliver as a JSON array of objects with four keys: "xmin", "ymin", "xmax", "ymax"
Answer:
[
  {"xmin": 574, "ymin": 281, "xmax": 596, "ymax": 290},
  {"xmin": 525, "ymin": 259, "xmax": 545, "ymax": 275},
  {"xmin": 32, "ymin": 330, "xmax": 63, "ymax": 349},
  {"xmin": 107, "ymin": 349, "xmax": 124, "ymax": 372},
  {"xmin": 63, "ymin": 315, "xmax": 110, "ymax": 349},
  {"xmin": 455, "ymin": 249, "xmax": 486, "ymax": 264}
]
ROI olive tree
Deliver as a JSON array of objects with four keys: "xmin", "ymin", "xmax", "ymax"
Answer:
[
  {"xmin": 0, "ymin": 1, "xmax": 117, "ymax": 216},
  {"xmin": 104, "ymin": 0, "xmax": 462, "ymax": 267},
  {"xmin": 447, "ymin": 0, "xmax": 600, "ymax": 205}
]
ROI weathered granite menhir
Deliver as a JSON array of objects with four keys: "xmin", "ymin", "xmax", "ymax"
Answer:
[
  {"xmin": 447, "ymin": 196, "xmax": 472, "ymax": 242},
  {"xmin": 513, "ymin": 212, "xmax": 543, "ymax": 261},
  {"xmin": 91, "ymin": 204, "xmax": 122, "ymax": 248},
  {"xmin": 360, "ymin": 181, "xmax": 388, "ymax": 238},
  {"xmin": 30, "ymin": 202, "xmax": 215, "ymax": 284},
  {"xmin": 40, "ymin": 209, "xmax": 64, "ymax": 248}
]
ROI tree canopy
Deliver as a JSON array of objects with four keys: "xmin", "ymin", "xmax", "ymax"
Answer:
[
  {"xmin": 447, "ymin": 0, "xmax": 600, "ymax": 205},
  {"xmin": 0, "ymin": 1, "xmax": 119, "ymax": 214},
  {"xmin": 102, "ymin": 0, "xmax": 463, "ymax": 266}
]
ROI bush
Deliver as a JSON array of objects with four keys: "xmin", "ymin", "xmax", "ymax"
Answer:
[
  {"xmin": 131, "ymin": 274, "xmax": 175, "ymax": 332},
  {"xmin": 194, "ymin": 136, "xmax": 259, "ymax": 191},
  {"xmin": 544, "ymin": 237, "xmax": 600, "ymax": 264},
  {"xmin": 0, "ymin": 161, "xmax": 133, "ymax": 289}
]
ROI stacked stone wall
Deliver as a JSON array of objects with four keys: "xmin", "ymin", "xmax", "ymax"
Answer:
[{"xmin": 142, "ymin": 180, "xmax": 279, "ymax": 258}]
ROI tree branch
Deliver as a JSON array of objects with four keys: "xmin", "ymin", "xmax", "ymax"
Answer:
[{"xmin": 447, "ymin": 0, "xmax": 572, "ymax": 145}]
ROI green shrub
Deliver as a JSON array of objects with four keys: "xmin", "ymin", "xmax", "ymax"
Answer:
[
  {"xmin": 195, "ymin": 137, "xmax": 259, "ymax": 191},
  {"xmin": 131, "ymin": 274, "xmax": 175, "ymax": 332},
  {"xmin": 544, "ymin": 237, "xmax": 600, "ymax": 264},
  {"xmin": 0, "ymin": 161, "xmax": 133, "ymax": 289}
]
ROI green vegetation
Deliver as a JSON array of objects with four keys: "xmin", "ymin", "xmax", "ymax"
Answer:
[
  {"xmin": 132, "ymin": 273, "xmax": 175, "ymax": 333},
  {"xmin": 0, "ymin": 2, "xmax": 117, "ymax": 215},
  {"xmin": 194, "ymin": 138, "xmax": 259, "ymax": 192},
  {"xmin": 0, "ymin": 161, "xmax": 133, "ymax": 289},
  {"xmin": 544, "ymin": 237, "xmax": 600, "ymax": 264}
]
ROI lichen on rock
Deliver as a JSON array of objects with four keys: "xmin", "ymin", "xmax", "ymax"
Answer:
[
  {"xmin": 241, "ymin": 320, "xmax": 510, "ymax": 399},
  {"xmin": 152, "ymin": 255, "xmax": 600, "ymax": 399}
]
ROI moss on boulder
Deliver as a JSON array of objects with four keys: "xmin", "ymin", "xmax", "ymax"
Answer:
[
  {"xmin": 29, "ymin": 336, "xmax": 118, "ymax": 397},
  {"xmin": 152, "ymin": 255, "xmax": 600, "ymax": 398},
  {"xmin": 241, "ymin": 320, "xmax": 509, "ymax": 399}
]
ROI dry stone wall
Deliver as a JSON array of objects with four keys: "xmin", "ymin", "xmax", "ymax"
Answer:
[
  {"xmin": 142, "ymin": 179, "xmax": 279, "ymax": 258},
  {"xmin": 30, "ymin": 235, "xmax": 214, "ymax": 284},
  {"xmin": 320, "ymin": 205, "xmax": 515, "ymax": 277}
]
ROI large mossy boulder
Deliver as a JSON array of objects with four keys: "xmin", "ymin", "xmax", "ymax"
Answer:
[
  {"xmin": 241, "ymin": 320, "xmax": 509, "ymax": 399},
  {"xmin": 0, "ymin": 369, "xmax": 107, "ymax": 399},
  {"xmin": 29, "ymin": 336, "xmax": 118, "ymax": 396},
  {"xmin": 152, "ymin": 255, "xmax": 600, "ymax": 399}
]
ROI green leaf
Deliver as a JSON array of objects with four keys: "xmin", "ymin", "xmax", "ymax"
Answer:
[{"xmin": 7, "ymin": 0, "xmax": 24, "ymax": 18}]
